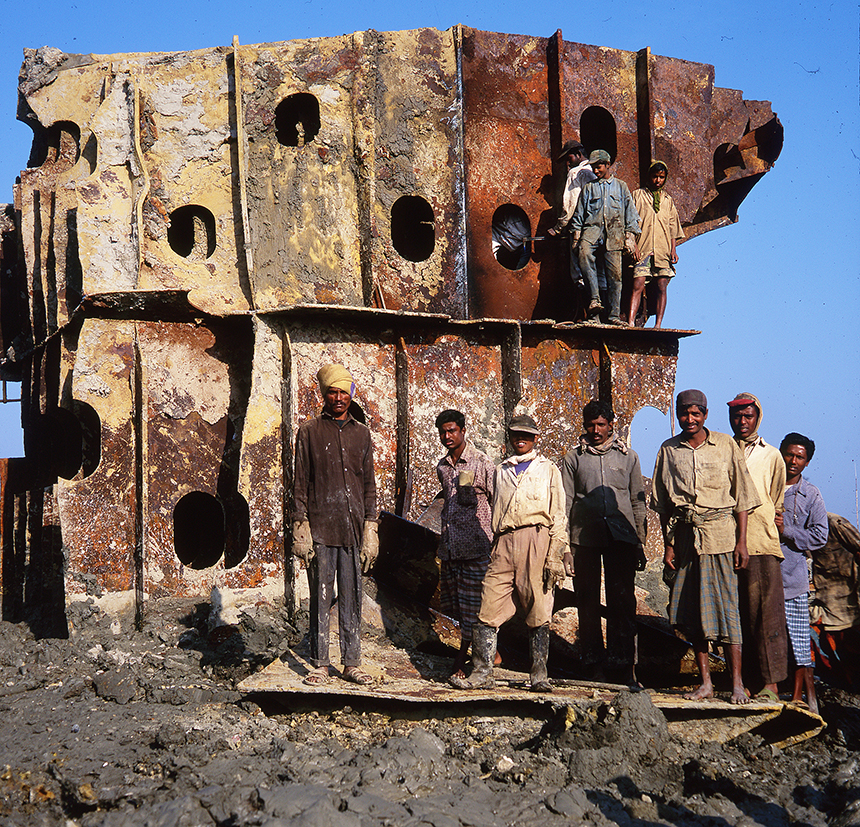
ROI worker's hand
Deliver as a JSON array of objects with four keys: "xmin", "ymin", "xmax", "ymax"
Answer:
[
  {"xmin": 543, "ymin": 555, "xmax": 565, "ymax": 592},
  {"xmin": 360, "ymin": 520, "xmax": 379, "ymax": 575},
  {"xmin": 292, "ymin": 520, "xmax": 314, "ymax": 568},
  {"xmin": 734, "ymin": 540, "xmax": 749, "ymax": 570},
  {"xmin": 624, "ymin": 233, "xmax": 637, "ymax": 255},
  {"xmin": 547, "ymin": 226, "xmax": 558, "ymax": 237},
  {"xmin": 633, "ymin": 244, "xmax": 641, "ymax": 262},
  {"xmin": 543, "ymin": 539, "xmax": 567, "ymax": 591},
  {"xmin": 671, "ymin": 249, "xmax": 679, "ymax": 265},
  {"xmin": 563, "ymin": 551, "xmax": 574, "ymax": 577},
  {"xmin": 774, "ymin": 512, "xmax": 784, "ymax": 533},
  {"xmin": 663, "ymin": 544, "xmax": 675, "ymax": 570},
  {"xmin": 571, "ymin": 232, "xmax": 581, "ymax": 248}
]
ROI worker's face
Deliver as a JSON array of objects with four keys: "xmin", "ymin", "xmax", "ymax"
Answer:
[
  {"xmin": 678, "ymin": 405, "xmax": 707, "ymax": 437},
  {"xmin": 438, "ymin": 421, "xmax": 466, "ymax": 455},
  {"xmin": 323, "ymin": 387, "xmax": 352, "ymax": 419},
  {"xmin": 730, "ymin": 405, "xmax": 758, "ymax": 440},
  {"xmin": 567, "ymin": 151, "xmax": 584, "ymax": 168},
  {"xmin": 508, "ymin": 430, "xmax": 537, "ymax": 456},
  {"xmin": 781, "ymin": 444, "xmax": 810, "ymax": 482},
  {"xmin": 650, "ymin": 168, "xmax": 667, "ymax": 190},
  {"xmin": 592, "ymin": 162, "xmax": 610, "ymax": 179},
  {"xmin": 584, "ymin": 415, "xmax": 613, "ymax": 446}
]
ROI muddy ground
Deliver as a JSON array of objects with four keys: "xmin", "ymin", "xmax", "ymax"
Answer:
[{"xmin": 2, "ymin": 596, "xmax": 860, "ymax": 827}]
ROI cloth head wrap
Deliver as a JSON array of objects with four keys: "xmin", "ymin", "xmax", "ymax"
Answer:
[
  {"xmin": 727, "ymin": 391, "xmax": 762, "ymax": 446},
  {"xmin": 317, "ymin": 364, "xmax": 355, "ymax": 398},
  {"xmin": 649, "ymin": 160, "xmax": 669, "ymax": 212}
]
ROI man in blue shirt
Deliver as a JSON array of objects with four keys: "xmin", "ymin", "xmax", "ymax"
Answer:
[
  {"xmin": 776, "ymin": 432, "xmax": 828, "ymax": 714},
  {"xmin": 571, "ymin": 150, "xmax": 640, "ymax": 325}
]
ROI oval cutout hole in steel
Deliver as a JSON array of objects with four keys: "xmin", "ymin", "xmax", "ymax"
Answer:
[
  {"xmin": 168, "ymin": 205, "xmax": 216, "ymax": 260},
  {"xmin": 174, "ymin": 491, "xmax": 225, "ymax": 570},
  {"xmin": 391, "ymin": 195, "xmax": 435, "ymax": 262},
  {"xmin": 275, "ymin": 93, "xmax": 321, "ymax": 147},
  {"xmin": 491, "ymin": 204, "xmax": 531, "ymax": 270}
]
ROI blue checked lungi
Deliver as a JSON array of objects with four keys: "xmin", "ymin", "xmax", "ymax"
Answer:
[
  {"xmin": 440, "ymin": 556, "xmax": 490, "ymax": 642},
  {"xmin": 785, "ymin": 593, "xmax": 814, "ymax": 667}
]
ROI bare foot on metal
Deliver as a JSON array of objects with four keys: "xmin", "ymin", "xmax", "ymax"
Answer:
[
  {"xmin": 730, "ymin": 687, "xmax": 751, "ymax": 705},
  {"xmin": 683, "ymin": 683, "xmax": 714, "ymax": 701}
]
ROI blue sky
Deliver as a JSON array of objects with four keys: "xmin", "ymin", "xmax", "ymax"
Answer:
[{"xmin": 0, "ymin": 0, "xmax": 857, "ymax": 519}]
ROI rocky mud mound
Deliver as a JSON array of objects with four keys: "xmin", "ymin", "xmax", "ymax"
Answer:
[{"xmin": 1, "ymin": 598, "xmax": 859, "ymax": 826}]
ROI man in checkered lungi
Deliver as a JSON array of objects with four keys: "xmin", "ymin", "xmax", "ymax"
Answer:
[
  {"xmin": 435, "ymin": 410, "xmax": 497, "ymax": 679},
  {"xmin": 776, "ymin": 433, "xmax": 828, "ymax": 714},
  {"xmin": 651, "ymin": 390, "xmax": 761, "ymax": 704}
]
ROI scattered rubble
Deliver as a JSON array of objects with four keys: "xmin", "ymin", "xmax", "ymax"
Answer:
[{"xmin": 0, "ymin": 598, "xmax": 858, "ymax": 826}]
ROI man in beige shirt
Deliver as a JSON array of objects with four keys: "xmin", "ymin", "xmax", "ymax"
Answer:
[
  {"xmin": 651, "ymin": 389, "xmax": 760, "ymax": 704},
  {"xmin": 728, "ymin": 392, "xmax": 788, "ymax": 700},
  {"xmin": 450, "ymin": 414, "xmax": 567, "ymax": 693}
]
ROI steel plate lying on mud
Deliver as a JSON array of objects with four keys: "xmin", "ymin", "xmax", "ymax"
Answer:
[{"xmin": 239, "ymin": 638, "xmax": 825, "ymax": 747}]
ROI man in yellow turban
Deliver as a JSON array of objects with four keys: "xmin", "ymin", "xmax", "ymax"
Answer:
[{"xmin": 293, "ymin": 363, "xmax": 378, "ymax": 686}]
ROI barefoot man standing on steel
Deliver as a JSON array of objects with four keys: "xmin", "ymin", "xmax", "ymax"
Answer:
[{"xmin": 650, "ymin": 390, "xmax": 760, "ymax": 704}]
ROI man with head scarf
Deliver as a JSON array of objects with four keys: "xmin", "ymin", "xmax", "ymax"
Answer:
[
  {"xmin": 651, "ymin": 390, "xmax": 760, "ymax": 704},
  {"xmin": 628, "ymin": 161, "xmax": 685, "ymax": 328},
  {"xmin": 728, "ymin": 392, "xmax": 788, "ymax": 700},
  {"xmin": 293, "ymin": 363, "xmax": 378, "ymax": 686}
]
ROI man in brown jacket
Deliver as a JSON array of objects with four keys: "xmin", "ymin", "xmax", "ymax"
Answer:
[{"xmin": 292, "ymin": 363, "xmax": 378, "ymax": 686}]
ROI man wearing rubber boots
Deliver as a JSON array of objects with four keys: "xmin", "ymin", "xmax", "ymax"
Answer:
[
  {"xmin": 450, "ymin": 414, "xmax": 568, "ymax": 693},
  {"xmin": 292, "ymin": 363, "xmax": 379, "ymax": 687}
]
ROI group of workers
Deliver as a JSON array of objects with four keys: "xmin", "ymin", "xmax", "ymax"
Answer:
[
  {"xmin": 291, "ymin": 364, "xmax": 828, "ymax": 712},
  {"xmin": 547, "ymin": 142, "xmax": 683, "ymax": 328}
]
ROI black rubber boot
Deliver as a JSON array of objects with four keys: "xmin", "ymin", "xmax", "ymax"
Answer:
[
  {"xmin": 449, "ymin": 622, "xmax": 497, "ymax": 689},
  {"xmin": 529, "ymin": 623, "xmax": 552, "ymax": 692}
]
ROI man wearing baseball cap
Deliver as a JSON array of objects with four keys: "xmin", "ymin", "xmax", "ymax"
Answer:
[
  {"xmin": 651, "ymin": 390, "xmax": 760, "ymax": 704},
  {"xmin": 450, "ymin": 414, "xmax": 568, "ymax": 693},
  {"xmin": 292, "ymin": 363, "xmax": 379, "ymax": 687},
  {"xmin": 571, "ymin": 149, "xmax": 640, "ymax": 324}
]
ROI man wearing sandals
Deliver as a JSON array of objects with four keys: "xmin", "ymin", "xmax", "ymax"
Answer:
[
  {"xmin": 728, "ymin": 392, "xmax": 788, "ymax": 701},
  {"xmin": 292, "ymin": 363, "xmax": 378, "ymax": 687}
]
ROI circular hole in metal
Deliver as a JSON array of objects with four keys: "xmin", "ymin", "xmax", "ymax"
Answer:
[
  {"xmin": 492, "ymin": 204, "xmax": 531, "ymax": 270},
  {"xmin": 391, "ymin": 195, "xmax": 435, "ymax": 262},
  {"xmin": 173, "ymin": 491, "xmax": 225, "ymax": 570}
]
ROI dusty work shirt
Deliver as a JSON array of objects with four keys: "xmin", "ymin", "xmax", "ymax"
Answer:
[
  {"xmin": 780, "ymin": 477, "xmax": 828, "ymax": 599},
  {"xmin": 491, "ymin": 451, "xmax": 568, "ymax": 546},
  {"xmin": 739, "ymin": 437, "xmax": 786, "ymax": 558},
  {"xmin": 571, "ymin": 176, "xmax": 641, "ymax": 251},
  {"xmin": 631, "ymin": 188, "xmax": 684, "ymax": 268},
  {"xmin": 650, "ymin": 430, "xmax": 760, "ymax": 555},
  {"xmin": 561, "ymin": 436, "xmax": 647, "ymax": 547},
  {"xmin": 553, "ymin": 160, "xmax": 597, "ymax": 233},
  {"xmin": 437, "ymin": 441, "xmax": 496, "ymax": 561},
  {"xmin": 293, "ymin": 412, "xmax": 377, "ymax": 548}
]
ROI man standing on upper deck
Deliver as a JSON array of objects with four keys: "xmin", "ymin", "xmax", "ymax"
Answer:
[
  {"xmin": 728, "ymin": 392, "xmax": 788, "ymax": 701},
  {"xmin": 570, "ymin": 150, "xmax": 640, "ymax": 325}
]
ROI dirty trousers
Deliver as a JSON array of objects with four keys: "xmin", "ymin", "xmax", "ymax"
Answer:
[
  {"xmin": 307, "ymin": 544, "xmax": 362, "ymax": 668},
  {"xmin": 574, "ymin": 543, "xmax": 638, "ymax": 668},
  {"xmin": 477, "ymin": 526, "xmax": 554, "ymax": 629},
  {"xmin": 739, "ymin": 555, "xmax": 788, "ymax": 685},
  {"xmin": 579, "ymin": 241, "xmax": 622, "ymax": 319}
]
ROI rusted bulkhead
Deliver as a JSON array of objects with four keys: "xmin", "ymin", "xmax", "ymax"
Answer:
[{"xmin": 0, "ymin": 27, "xmax": 777, "ymax": 628}]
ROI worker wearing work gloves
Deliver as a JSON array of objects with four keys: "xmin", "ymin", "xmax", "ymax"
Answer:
[
  {"xmin": 450, "ymin": 414, "xmax": 568, "ymax": 693},
  {"xmin": 292, "ymin": 363, "xmax": 378, "ymax": 687}
]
